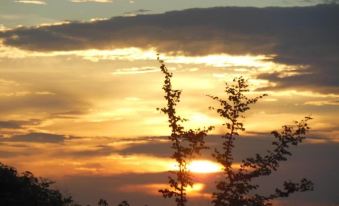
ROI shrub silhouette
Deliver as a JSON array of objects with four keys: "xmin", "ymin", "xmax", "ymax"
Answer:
[
  {"xmin": 157, "ymin": 55, "xmax": 213, "ymax": 206},
  {"xmin": 0, "ymin": 162, "xmax": 130, "ymax": 206},
  {"xmin": 0, "ymin": 162, "xmax": 73, "ymax": 206},
  {"xmin": 98, "ymin": 199, "xmax": 109, "ymax": 206},
  {"xmin": 117, "ymin": 200, "xmax": 130, "ymax": 206},
  {"xmin": 208, "ymin": 77, "xmax": 314, "ymax": 205},
  {"xmin": 158, "ymin": 58, "xmax": 313, "ymax": 206}
]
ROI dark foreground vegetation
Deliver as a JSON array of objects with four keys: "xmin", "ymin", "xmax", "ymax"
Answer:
[
  {"xmin": 0, "ymin": 162, "xmax": 130, "ymax": 206},
  {"xmin": 0, "ymin": 162, "xmax": 73, "ymax": 206}
]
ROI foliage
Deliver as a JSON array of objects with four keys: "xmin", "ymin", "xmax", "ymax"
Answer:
[
  {"xmin": 0, "ymin": 162, "xmax": 130, "ymax": 206},
  {"xmin": 208, "ymin": 77, "xmax": 314, "ymax": 206},
  {"xmin": 98, "ymin": 199, "xmax": 109, "ymax": 206},
  {"xmin": 0, "ymin": 162, "xmax": 73, "ymax": 206},
  {"xmin": 157, "ymin": 55, "xmax": 213, "ymax": 206},
  {"xmin": 158, "ymin": 57, "xmax": 314, "ymax": 205},
  {"xmin": 117, "ymin": 200, "xmax": 130, "ymax": 206}
]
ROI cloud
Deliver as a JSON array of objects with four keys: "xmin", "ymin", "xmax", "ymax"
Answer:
[
  {"xmin": 15, "ymin": 0, "xmax": 46, "ymax": 5},
  {"xmin": 9, "ymin": 132, "xmax": 67, "ymax": 143},
  {"xmin": 119, "ymin": 140, "xmax": 171, "ymax": 157},
  {"xmin": 50, "ymin": 110, "xmax": 88, "ymax": 119},
  {"xmin": 0, "ymin": 119, "xmax": 41, "ymax": 129},
  {"xmin": 59, "ymin": 137, "xmax": 339, "ymax": 206},
  {"xmin": 112, "ymin": 66, "xmax": 159, "ymax": 75},
  {"xmin": 70, "ymin": 0, "xmax": 112, "ymax": 3},
  {"xmin": 1, "ymin": 132, "xmax": 338, "ymax": 205},
  {"xmin": 123, "ymin": 9, "xmax": 152, "ymax": 17},
  {"xmin": 0, "ymin": 5, "xmax": 338, "ymax": 93},
  {"xmin": 304, "ymin": 100, "xmax": 339, "ymax": 106},
  {"xmin": 0, "ymin": 90, "xmax": 90, "ymax": 116},
  {"xmin": 321, "ymin": 0, "xmax": 339, "ymax": 3},
  {"xmin": 60, "ymin": 136, "xmax": 169, "ymax": 158},
  {"xmin": 64, "ymin": 144, "xmax": 115, "ymax": 157}
]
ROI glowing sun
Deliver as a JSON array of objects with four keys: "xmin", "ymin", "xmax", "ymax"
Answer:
[{"xmin": 188, "ymin": 160, "xmax": 223, "ymax": 173}]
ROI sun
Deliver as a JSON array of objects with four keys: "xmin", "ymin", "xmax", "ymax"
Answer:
[{"xmin": 187, "ymin": 160, "xmax": 223, "ymax": 174}]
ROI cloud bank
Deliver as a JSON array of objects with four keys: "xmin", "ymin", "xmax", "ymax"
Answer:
[
  {"xmin": 9, "ymin": 132, "xmax": 67, "ymax": 143},
  {"xmin": 15, "ymin": 0, "xmax": 46, "ymax": 5},
  {"xmin": 1, "ymin": 5, "xmax": 338, "ymax": 93}
]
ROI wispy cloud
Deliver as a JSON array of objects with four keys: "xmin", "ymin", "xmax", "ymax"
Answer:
[
  {"xmin": 15, "ymin": 0, "xmax": 46, "ymax": 5},
  {"xmin": 304, "ymin": 100, "xmax": 339, "ymax": 106},
  {"xmin": 123, "ymin": 9, "xmax": 152, "ymax": 17},
  {"xmin": 70, "ymin": 0, "xmax": 112, "ymax": 3},
  {"xmin": 112, "ymin": 67, "xmax": 159, "ymax": 75}
]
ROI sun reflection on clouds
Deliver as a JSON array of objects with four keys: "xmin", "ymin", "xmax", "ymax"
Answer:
[
  {"xmin": 1, "ymin": 132, "xmax": 229, "ymax": 177},
  {"xmin": 0, "ymin": 44, "xmax": 294, "ymax": 75},
  {"xmin": 15, "ymin": 0, "xmax": 46, "ymax": 5},
  {"xmin": 119, "ymin": 183, "xmax": 207, "ymax": 197},
  {"xmin": 112, "ymin": 67, "xmax": 159, "ymax": 75},
  {"xmin": 1, "ymin": 135, "xmax": 179, "ymax": 176}
]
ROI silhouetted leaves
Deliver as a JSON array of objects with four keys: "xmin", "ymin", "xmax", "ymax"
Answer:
[
  {"xmin": 157, "ymin": 55, "xmax": 212, "ymax": 206},
  {"xmin": 0, "ymin": 162, "xmax": 73, "ymax": 206},
  {"xmin": 117, "ymin": 200, "xmax": 130, "ymax": 206},
  {"xmin": 208, "ymin": 77, "xmax": 313, "ymax": 206},
  {"xmin": 98, "ymin": 199, "xmax": 109, "ymax": 206}
]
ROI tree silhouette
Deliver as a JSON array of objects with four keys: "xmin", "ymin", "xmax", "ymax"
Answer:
[
  {"xmin": 208, "ymin": 77, "xmax": 314, "ymax": 206},
  {"xmin": 157, "ymin": 55, "xmax": 213, "ymax": 206},
  {"xmin": 117, "ymin": 200, "xmax": 130, "ymax": 206},
  {"xmin": 158, "ymin": 57, "xmax": 314, "ymax": 205},
  {"xmin": 0, "ymin": 162, "xmax": 73, "ymax": 206},
  {"xmin": 0, "ymin": 162, "xmax": 135, "ymax": 206},
  {"xmin": 98, "ymin": 199, "xmax": 109, "ymax": 206}
]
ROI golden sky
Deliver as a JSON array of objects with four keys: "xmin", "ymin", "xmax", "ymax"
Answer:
[{"xmin": 0, "ymin": 2, "xmax": 339, "ymax": 206}]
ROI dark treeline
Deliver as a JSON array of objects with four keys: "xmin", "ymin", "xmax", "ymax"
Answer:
[{"xmin": 0, "ymin": 162, "xmax": 129, "ymax": 206}]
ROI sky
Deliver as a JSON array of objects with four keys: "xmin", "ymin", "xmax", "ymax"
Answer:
[{"xmin": 0, "ymin": 0, "xmax": 339, "ymax": 206}]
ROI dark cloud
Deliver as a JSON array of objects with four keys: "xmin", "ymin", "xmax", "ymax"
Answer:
[
  {"xmin": 0, "ymin": 119, "xmax": 41, "ymax": 129},
  {"xmin": 60, "ymin": 137, "xmax": 339, "ymax": 206},
  {"xmin": 64, "ymin": 144, "xmax": 115, "ymax": 157},
  {"xmin": 321, "ymin": 0, "xmax": 339, "ymax": 3},
  {"xmin": 50, "ymin": 110, "xmax": 88, "ymax": 119},
  {"xmin": 59, "ymin": 136, "xmax": 169, "ymax": 158},
  {"xmin": 59, "ymin": 172, "xmax": 174, "ymax": 206},
  {"xmin": 0, "ymin": 92, "xmax": 90, "ymax": 116},
  {"xmin": 119, "ymin": 141, "xmax": 171, "ymax": 157},
  {"xmin": 303, "ymin": 0, "xmax": 339, "ymax": 4},
  {"xmin": 105, "ymin": 133, "xmax": 339, "ymax": 160},
  {"xmin": 9, "ymin": 132, "xmax": 66, "ymax": 143},
  {"xmin": 1, "ymin": 5, "xmax": 338, "ymax": 93},
  {"xmin": 1, "ymin": 132, "xmax": 338, "ymax": 205}
]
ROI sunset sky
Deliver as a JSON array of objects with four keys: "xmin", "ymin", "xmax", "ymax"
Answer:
[{"xmin": 0, "ymin": 0, "xmax": 339, "ymax": 205}]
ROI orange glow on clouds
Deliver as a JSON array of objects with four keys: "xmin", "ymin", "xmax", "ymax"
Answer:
[{"xmin": 120, "ymin": 183, "xmax": 207, "ymax": 197}]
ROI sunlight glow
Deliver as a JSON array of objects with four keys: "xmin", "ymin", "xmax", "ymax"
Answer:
[
  {"xmin": 120, "ymin": 183, "xmax": 206, "ymax": 196},
  {"xmin": 0, "ymin": 44, "xmax": 274, "ymax": 69},
  {"xmin": 188, "ymin": 160, "xmax": 223, "ymax": 173},
  {"xmin": 184, "ymin": 113, "xmax": 222, "ymax": 128}
]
